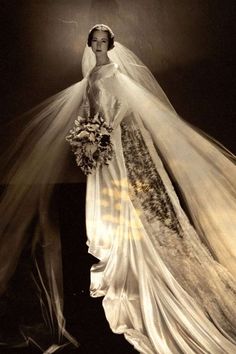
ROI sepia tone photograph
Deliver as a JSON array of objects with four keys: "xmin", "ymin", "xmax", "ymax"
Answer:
[{"xmin": 0, "ymin": 1, "xmax": 236, "ymax": 353}]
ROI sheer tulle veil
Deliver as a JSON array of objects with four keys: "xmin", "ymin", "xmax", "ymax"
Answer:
[
  {"xmin": 0, "ymin": 37, "xmax": 236, "ymax": 348},
  {"xmin": 83, "ymin": 40, "xmax": 236, "ymax": 277},
  {"xmin": 82, "ymin": 41, "xmax": 175, "ymax": 110}
]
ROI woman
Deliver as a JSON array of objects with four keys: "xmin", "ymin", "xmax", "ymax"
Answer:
[{"xmin": 1, "ymin": 24, "xmax": 236, "ymax": 353}]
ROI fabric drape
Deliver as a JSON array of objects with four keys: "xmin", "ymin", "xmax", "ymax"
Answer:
[
  {"xmin": 84, "ymin": 60, "xmax": 236, "ymax": 353},
  {"xmin": 0, "ymin": 42, "xmax": 236, "ymax": 353}
]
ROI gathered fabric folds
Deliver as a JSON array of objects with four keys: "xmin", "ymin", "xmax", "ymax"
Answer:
[
  {"xmin": 86, "ymin": 115, "xmax": 236, "ymax": 353},
  {"xmin": 83, "ymin": 46, "xmax": 236, "ymax": 353},
  {"xmin": 0, "ymin": 42, "xmax": 236, "ymax": 353},
  {"xmin": 102, "ymin": 71, "xmax": 236, "ymax": 279}
]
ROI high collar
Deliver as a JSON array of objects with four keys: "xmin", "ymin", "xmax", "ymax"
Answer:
[{"xmin": 87, "ymin": 62, "xmax": 118, "ymax": 83}]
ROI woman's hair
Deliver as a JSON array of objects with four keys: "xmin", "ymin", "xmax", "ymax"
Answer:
[{"xmin": 87, "ymin": 24, "xmax": 115, "ymax": 50}]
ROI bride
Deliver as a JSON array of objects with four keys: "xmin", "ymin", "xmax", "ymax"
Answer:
[{"xmin": 1, "ymin": 24, "xmax": 236, "ymax": 353}]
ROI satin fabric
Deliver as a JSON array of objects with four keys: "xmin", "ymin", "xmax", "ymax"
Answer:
[
  {"xmin": 1, "ymin": 42, "xmax": 236, "ymax": 353},
  {"xmin": 85, "ymin": 62, "xmax": 236, "ymax": 353},
  {"xmin": 99, "ymin": 65, "xmax": 236, "ymax": 279}
]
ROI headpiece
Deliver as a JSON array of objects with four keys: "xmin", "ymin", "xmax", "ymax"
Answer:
[
  {"xmin": 88, "ymin": 23, "xmax": 114, "ymax": 38},
  {"xmin": 87, "ymin": 24, "xmax": 115, "ymax": 50}
]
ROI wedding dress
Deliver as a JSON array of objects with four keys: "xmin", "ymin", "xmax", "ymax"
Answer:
[{"xmin": 0, "ymin": 42, "xmax": 236, "ymax": 353}]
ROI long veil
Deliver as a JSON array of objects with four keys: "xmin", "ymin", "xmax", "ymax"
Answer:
[
  {"xmin": 0, "ymin": 39, "xmax": 236, "ymax": 351},
  {"xmin": 0, "ymin": 42, "xmax": 180, "ymax": 349},
  {"xmin": 82, "ymin": 41, "xmax": 175, "ymax": 110},
  {"xmin": 82, "ymin": 41, "xmax": 236, "ymax": 278},
  {"xmin": 0, "ymin": 81, "xmax": 88, "ymax": 350},
  {"xmin": 82, "ymin": 42, "xmax": 236, "ymax": 353}
]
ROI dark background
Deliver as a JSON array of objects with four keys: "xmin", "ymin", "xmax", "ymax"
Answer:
[
  {"xmin": 1, "ymin": 0, "xmax": 235, "ymax": 151},
  {"xmin": 0, "ymin": 1, "xmax": 235, "ymax": 353}
]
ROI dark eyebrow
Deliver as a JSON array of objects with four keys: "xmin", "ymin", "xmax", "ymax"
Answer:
[{"xmin": 92, "ymin": 36, "xmax": 108, "ymax": 40}]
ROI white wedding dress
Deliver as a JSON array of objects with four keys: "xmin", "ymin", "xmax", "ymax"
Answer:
[
  {"xmin": 84, "ymin": 61, "xmax": 236, "ymax": 353},
  {"xmin": 0, "ymin": 43, "xmax": 236, "ymax": 353}
]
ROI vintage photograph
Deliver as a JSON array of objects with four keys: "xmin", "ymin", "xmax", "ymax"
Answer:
[{"xmin": 0, "ymin": 1, "xmax": 235, "ymax": 353}]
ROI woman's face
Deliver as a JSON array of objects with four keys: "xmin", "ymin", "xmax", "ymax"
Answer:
[{"xmin": 91, "ymin": 30, "xmax": 109, "ymax": 55}]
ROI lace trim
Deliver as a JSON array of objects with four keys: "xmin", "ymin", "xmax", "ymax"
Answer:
[
  {"xmin": 121, "ymin": 121, "xmax": 183, "ymax": 237},
  {"xmin": 120, "ymin": 120, "xmax": 236, "ymax": 337}
]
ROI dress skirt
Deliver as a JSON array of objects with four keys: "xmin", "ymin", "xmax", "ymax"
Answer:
[{"xmin": 85, "ymin": 116, "xmax": 236, "ymax": 354}]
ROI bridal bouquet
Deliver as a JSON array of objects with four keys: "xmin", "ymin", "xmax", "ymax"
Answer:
[{"xmin": 66, "ymin": 113, "xmax": 114, "ymax": 175}]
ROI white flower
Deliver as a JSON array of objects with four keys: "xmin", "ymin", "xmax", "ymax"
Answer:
[
  {"xmin": 87, "ymin": 123, "xmax": 100, "ymax": 132},
  {"xmin": 100, "ymin": 127, "xmax": 108, "ymax": 135},
  {"xmin": 88, "ymin": 132, "xmax": 96, "ymax": 142},
  {"xmin": 85, "ymin": 143, "xmax": 98, "ymax": 156},
  {"xmin": 77, "ymin": 130, "xmax": 90, "ymax": 139}
]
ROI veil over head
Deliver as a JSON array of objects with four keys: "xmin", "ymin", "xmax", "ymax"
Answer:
[
  {"xmin": 0, "ymin": 29, "xmax": 236, "ymax": 351},
  {"xmin": 82, "ymin": 39, "xmax": 236, "ymax": 277},
  {"xmin": 82, "ymin": 41, "xmax": 175, "ymax": 110},
  {"xmin": 81, "ymin": 37, "xmax": 236, "ymax": 353}
]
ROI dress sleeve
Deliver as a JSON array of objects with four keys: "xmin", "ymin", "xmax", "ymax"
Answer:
[{"xmin": 77, "ymin": 89, "xmax": 90, "ymax": 118}]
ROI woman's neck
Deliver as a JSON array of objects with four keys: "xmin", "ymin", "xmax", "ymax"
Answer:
[{"xmin": 95, "ymin": 54, "xmax": 110, "ymax": 67}]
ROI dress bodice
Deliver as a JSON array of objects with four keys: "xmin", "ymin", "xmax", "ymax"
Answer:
[{"xmin": 80, "ymin": 62, "xmax": 125, "ymax": 128}]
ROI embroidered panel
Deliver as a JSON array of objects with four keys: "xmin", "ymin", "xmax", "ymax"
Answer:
[{"xmin": 121, "ymin": 121, "xmax": 183, "ymax": 237}]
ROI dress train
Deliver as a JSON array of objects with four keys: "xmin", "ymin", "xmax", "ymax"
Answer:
[{"xmin": 86, "ymin": 113, "xmax": 236, "ymax": 353}]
